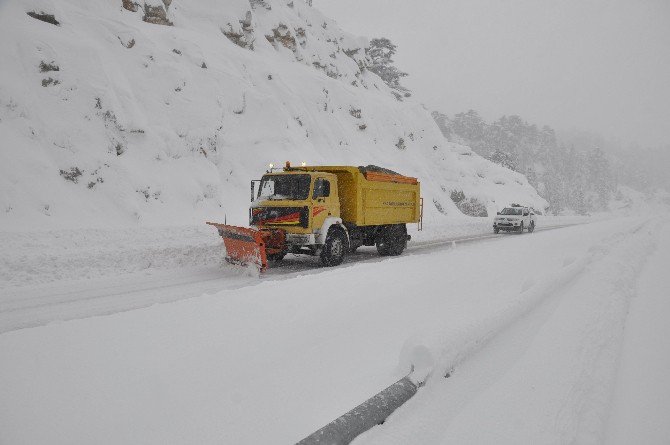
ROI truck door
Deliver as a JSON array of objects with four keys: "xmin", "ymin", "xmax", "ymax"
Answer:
[{"xmin": 312, "ymin": 176, "xmax": 340, "ymax": 229}]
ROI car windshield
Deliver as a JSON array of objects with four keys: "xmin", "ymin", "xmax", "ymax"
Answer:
[
  {"xmin": 258, "ymin": 174, "xmax": 311, "ymax": 201},
  {"xmin": 500, "ymin": 207, "xmax": 522, "ymax": 215}
]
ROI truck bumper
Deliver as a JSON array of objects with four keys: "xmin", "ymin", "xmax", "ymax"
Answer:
[{"xmin": 286, "ymin": 233, "xmax": 316, "ymax": 246}]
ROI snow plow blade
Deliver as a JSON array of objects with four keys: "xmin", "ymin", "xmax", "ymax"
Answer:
[{"xmin": 206, "ymin": 222, "xmax": 268, "ymax": 271}]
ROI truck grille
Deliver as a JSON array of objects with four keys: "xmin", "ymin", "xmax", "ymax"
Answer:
[{"xmin": 250, "ymin": 206, "xmax": 309, "ymax": 228}]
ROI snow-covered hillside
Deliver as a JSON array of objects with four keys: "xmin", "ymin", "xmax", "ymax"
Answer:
[{"xmin": 0, "ymin": 0, "xmax": 546, "ymax": 231}]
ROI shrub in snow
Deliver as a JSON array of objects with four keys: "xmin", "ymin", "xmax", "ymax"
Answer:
[
  {"xmin": 490, "ymin": 150, "xmax": 517, "ymax": 171},
  {"xmin": 457, "ymin": 197, "xmax": 488, "ymax": 217},
  {"xmin": 41, "ymin": 77, "xmax": 60, "ymax": 87},
  {"xmin": 39, "ymin": 61, "xmax": 59, "ymax": 72},
  {"xmin": 268, "ymin": 25, "xmax": 296, "ymax": 51},
  {"xmin": 433, "ymin": 199, "xmax": 446, "ymax": 214},
  {"xmin": 295, "ymin": 27, "xmax": 306, "ymax": 39},
  {"xmin": 250, "ymin": 0, "xmax": 271, "ymax": 11},
  {"xmin": 450, "ymin": 189, "xmax": 465, "ymax": 204},
  {"xmin": 222, "ymin": 12, "xmax": 254, "ymax": 50},
  {"xmin": 142, "ymin": 1, "xmax": 172, "ymax": 26},
  {"xmin": 450, "ymin": 190, "xmax": 487, "ymax": 217},
  {"xmin": 60, "ymin": 167, "xmax": 83, "ymax": 183},
  {"xmin": 118, "ymin": 37, "xmax": 135, "ymax": 48},
  {"xmin": 87, "ymin": 177, "xmax": 104, "ymax": 189},
  {"xmin": 137, "ymin": 187, "xmax": 161, "ymax": 201},
  {"xmin": 122, "ymin": 0, "xmax": 139, "ymax": 12},
  {"xmin": 395, "ymin": 137, "xmax": 406, "ymax": 150},
  {"xmin": 311, "ymin": 61, "xmax": 339, "ymax": 79}
]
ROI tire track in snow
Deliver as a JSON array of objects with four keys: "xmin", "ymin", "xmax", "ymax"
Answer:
[
  {"xmin": 0, "ymin": 224, "xmax": 578, "ymax": 334},
  {"xmin": 404, "ymin": 219, "xmax": 653, "ymax": 384},
  {"xmin": 264, "ymin": 223, "xmax": 577, "ymax": 279}
]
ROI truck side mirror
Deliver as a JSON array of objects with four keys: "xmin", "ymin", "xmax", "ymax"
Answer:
[{"xmin": 496, "ymin": 211, "xmax": 500, "ymax": 215}]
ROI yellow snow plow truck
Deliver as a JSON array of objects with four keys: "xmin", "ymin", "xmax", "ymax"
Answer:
[{"xmin": 207, "ymin": 164, "xmax": 422, "ymax": 271}]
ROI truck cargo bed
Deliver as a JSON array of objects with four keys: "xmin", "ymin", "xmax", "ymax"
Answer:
[{"xmin": 294, "ymin": 165, "xmax": 421, "ymax": 226}]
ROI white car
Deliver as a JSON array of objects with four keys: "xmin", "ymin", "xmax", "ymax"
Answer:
[{"xmin": 493, "ymin": 206, "xmax": 536, "ymax": 233}]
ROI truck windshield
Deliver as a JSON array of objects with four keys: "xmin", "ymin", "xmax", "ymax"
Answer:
[
  {"xmin": 500, "ymin": 208, "xmax": 522, "ymax": 215},
  {"xmin": 258, "ymin": 174, "xmax": 311, "ymax": 201}
]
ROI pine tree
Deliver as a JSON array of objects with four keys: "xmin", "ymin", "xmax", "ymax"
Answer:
[
  {"xmin": 366, "ymin": 38, "xmax": 409, "ymax": 94},
  {"xmin": 587, "ymin": 146, "xmax": 612, "ymax": 210}
]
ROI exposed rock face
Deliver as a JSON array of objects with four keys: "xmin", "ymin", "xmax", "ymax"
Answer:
[
  {"xmin": 222, "ymin": 11, "xmax": 254, "ymax": 49},
  {"xmin": 266, "ymin": 24, "xmax": 297, "ymax": 52},
  {"xmin": 142, "ymin": 2, "xmax": 172, "ymax": 26},
  {"xmin": 27, "ymin": 11, "xmax": 60, "ymax": 26},
  {"xmin": 122, "ymin": 0, "xmax": 138, "ymax": 12}
]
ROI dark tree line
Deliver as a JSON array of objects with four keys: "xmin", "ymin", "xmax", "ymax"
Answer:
[{"xmin": 433, "ymin": 110, "xmax": 616, "ymax": 215}]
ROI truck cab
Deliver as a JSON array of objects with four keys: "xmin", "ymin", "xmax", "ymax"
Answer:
[{"xmin": 251, "ymin": 170, "xmax": 342, "ymax": 250}]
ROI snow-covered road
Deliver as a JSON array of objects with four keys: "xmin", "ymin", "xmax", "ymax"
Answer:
[
  {"xmin": 1, "ymin": 216, "xmax": 668, "ymax": 444},
  {"xmin": 356, "ymin": 217, "xmax": 664, "ymax": 444},
  {"xmin": 0, "ymin": 218, "xmax": 576, "ymax": 334}
]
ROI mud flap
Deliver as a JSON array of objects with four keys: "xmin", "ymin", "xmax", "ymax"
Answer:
[{"xmin": 206, "ymin": 222, "xmax": 268, "ymax": 271}]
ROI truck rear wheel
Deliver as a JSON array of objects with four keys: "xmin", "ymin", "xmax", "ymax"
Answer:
[
  {"xmin": 321, "ymin": 229, "xmax": 347, "ymax": 267},
  {"xmin": 376, "ymin": 225, "xmax": 407, "ymax": 256}
]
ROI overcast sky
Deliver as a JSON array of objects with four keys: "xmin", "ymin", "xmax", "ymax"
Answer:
[{"xmin": 314, "ymin": 0, "xmax": 670, "ymax": 148}]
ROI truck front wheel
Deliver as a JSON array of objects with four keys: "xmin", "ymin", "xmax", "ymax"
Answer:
[
  {"xmin": 321, "ymin": 229, "xmax": 347, "ymax": 267},
  {"xmin": 267, "ymin": 252, "xmax": 286, "ymax": 262}
]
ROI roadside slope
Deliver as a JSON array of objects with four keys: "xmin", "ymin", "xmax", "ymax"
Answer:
[
  {"xmin": 0, "ymin": 0, "xmax": 546, "ymax": 231},
  {"xmin": 606, "ymin": 218, "xmax": 670, "ymax": 444}
]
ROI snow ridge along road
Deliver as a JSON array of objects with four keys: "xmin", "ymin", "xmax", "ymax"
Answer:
[
  {"xmin": 296, "ymin": 218, "xmax": 656, "ymax": 445},
  {"xmin": 356, "ymin": 217, "xmax": 660, "ymax": 444},
  {"xmin": 0, "ymin": 221, "xmax": 575, "ymax": 334}
]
